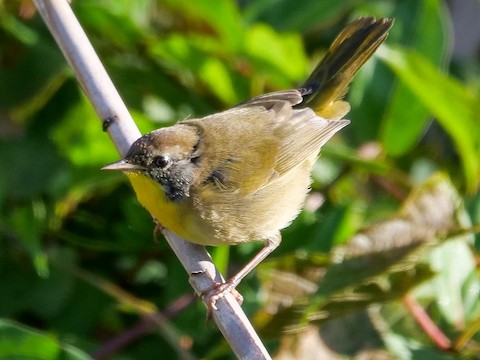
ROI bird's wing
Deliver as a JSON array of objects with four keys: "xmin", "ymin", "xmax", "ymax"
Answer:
[
  {"xmin": 187, "ymin": 90, "xmax": 347, "ymax": 195},
  {"xmin": 238, "ymin": 90, "xmax": 349, "ymax": 180},
  {"xmin": 272, "ymin": 106, "xmax": 348, "ymax": 175}
]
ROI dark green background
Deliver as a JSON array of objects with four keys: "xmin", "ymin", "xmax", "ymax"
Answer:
[{"xmin": 1, "ymin": 0, "xmax": 479, "ymax": 359}]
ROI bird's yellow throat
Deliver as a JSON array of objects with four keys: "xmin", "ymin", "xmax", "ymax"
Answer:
[{"xmin": 125, "ymin": 172, "xmax": 190, "ymax": 240}]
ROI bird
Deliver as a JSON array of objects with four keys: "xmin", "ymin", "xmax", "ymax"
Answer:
[{"xmin": 103, "ymin": 17, "xmax": 393, "ymax": 309}]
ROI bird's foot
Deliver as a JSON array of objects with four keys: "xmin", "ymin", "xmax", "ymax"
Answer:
[{"xmin": 202, "ymin": 280, "xmax": 244, "ymax": 319}]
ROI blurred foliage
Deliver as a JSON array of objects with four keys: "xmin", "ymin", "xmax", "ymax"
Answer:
[{"xmin": 1, "ymin": 0, "xmax": 479, "ymax": 359}]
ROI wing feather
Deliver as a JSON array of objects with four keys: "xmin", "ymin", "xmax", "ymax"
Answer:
[{"xmin": 184, "ymin": 89, "xmax": 348, "ymax": 195}]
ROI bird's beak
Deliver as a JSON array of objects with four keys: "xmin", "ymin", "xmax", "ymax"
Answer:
[{"xmin": 102, "ymin": 159, "xmax": 146, "ymax": 172}]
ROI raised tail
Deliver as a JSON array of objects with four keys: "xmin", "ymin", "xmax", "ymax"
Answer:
[{"xmin": 300, "ymin": 17, "xmax": 393, "ymax": 120}]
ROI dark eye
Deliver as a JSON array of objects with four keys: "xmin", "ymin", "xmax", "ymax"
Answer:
[{"xmin": 153, "ymin": 156, "xmax": 171, "ymax": 169}]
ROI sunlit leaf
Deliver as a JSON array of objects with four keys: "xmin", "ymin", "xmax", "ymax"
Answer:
[
  {"xmin": 51, "ymin": 96, "xmax": 118, "ymax": 166},
  {"xmin": 381, "ymin": 0, "xmax": 450, "ymax": 155},
  {"xmin": 382, "ymin": 330, "xmax": 456, "ymax": 360},
  {"xmin": 379, "ymin": 46, "xmax": 480, "ymax": 192},
  {"xmin": 244, "ymin": 24, "xmax": 308, "ymax": 87},
  {"xmin": 198, "ymin": 58, "xmax": 238, "ymax": 104},
  {"xmin": 74, "ymin": 1, "xmax": 146, "ymax": 49},
  {"xmin": 161, "ymin": 0, "xmax": 243, "ymax": 50},
  {"xmin": 149, "ymin": 35, "xmax": 248, "ymax": 104},
  {"xmin": 420, "ymin": 239, "xmax": 476, "ymax": 327}
]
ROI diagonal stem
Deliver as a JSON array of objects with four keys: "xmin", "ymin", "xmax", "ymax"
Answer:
[{"xmin": 404, "ymin": 294, "xmax": 452, "ymax": 350}]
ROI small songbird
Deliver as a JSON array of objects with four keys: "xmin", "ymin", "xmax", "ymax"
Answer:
[{"xmin": 103, "ymin": 17, "xmax": 393, "ymax": 307}]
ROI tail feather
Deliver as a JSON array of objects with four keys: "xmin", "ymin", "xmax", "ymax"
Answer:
[{"xmin": 300, "ymin": 17, "xmax": 393, "ymax": 119}]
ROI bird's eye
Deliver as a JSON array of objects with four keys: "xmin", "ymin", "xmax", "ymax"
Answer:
[{"xmin": 153, "ymin": 156, "xmax": 171, "ymax": 169}]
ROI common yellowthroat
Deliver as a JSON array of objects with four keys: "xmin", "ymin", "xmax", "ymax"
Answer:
[{"xmin": 103, "ymin": 17, "xmax": 393, "ymax": 307}]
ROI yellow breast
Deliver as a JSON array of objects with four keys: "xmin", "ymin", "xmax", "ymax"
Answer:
[
  {"xmin": 126, "ymin": 172, "xmax": 189, "ymax": 240},
  {"xmin": 125, "ymin": 172, "xmax": 214, "ymax": 245}
]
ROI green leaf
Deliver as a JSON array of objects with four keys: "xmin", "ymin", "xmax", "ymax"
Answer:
[
  {"xmin": 308, "ymin": 205, "xmax": 351, "ymax": 252},
  {"xmin": 378, "ymin": 46, "xmax": 480, "ymax": 192},
  {"xmin": 0, "ymin": 41, "xmax": 67, "ymax": 118},
  {"xmin": 211, "ymin": 245, "xmax": 230, "ymax": 277},
  {"xmin": 74, "ymin": 1, "xmax": 147, "ymax": 49},
  {"xmin": 149, "ymin": 34, "xmax": 247, "ymax": 105},
  {"xmin": 244, "ymin": 24, "xmax": 308, "ymax": 87},
  {"xmin": 255, "ymin": 250, "xmax": 434, "ymax": 337},
  {"xmin": 381, "ymin": 0, "xmax": 450, "ymax": 155},
  {"xmin": 243, "ymin": 0, "xmax": 359, "ymax": 32},
  {"xmin": 50, "ymin": 95, "xmax": 118, "ymax": 166},
  {"xmin": 415, "ymin": 238, "xmax": 476, "ymax": 327},
  {"xmin": 161, "ymin": 0, "xmax": 243, "ymax": 51},
  {"xmin": 6, "ymin": 203, "xmax": 49, "ymax": 277},
  {"xmin": 198, "ymin": 57, "xmax": 238, "ymax": 104},
  {"xmin": 461, "ymin": 270, "xmax": 480, "ymax": 322},
  {"xmin": 382, "ymin": 330, "xmax": 456, "ymax": 360},
  {"xmin": 0, "ymin": 319, "xmax": 91, "ymax": 360},
  {"xmin": 0, "ymin": 139, "xmax": 63, "ymax": 199},
  {"xmin": 0, "ymin": 7, "xmax": 38, "ymax": 45}
]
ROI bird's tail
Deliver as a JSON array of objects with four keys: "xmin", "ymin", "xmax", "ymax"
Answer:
[{"xmin": 300, "ymin": 17, "xmax": 393, "ymax": 120}]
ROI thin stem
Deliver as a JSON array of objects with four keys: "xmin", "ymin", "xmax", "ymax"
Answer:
[
  {"xmin": 93, "ymin": 294, "xmax": 197, "ymax": 360},
  {"xmin": 453, "ymin": 315, "xmax": 480, "ymax": 352},
  {"xmin": 403, "ymin": 294, "xmax": 452, "ymax": 351}
]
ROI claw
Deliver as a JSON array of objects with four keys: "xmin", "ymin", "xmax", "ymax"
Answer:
[
  {"xmin": 202, "ymin": 281, "xmax": 244, "ymax": 319},
  {"xmin": 200, "ymin": 235, "xmax": 280, "ymax": 318}
]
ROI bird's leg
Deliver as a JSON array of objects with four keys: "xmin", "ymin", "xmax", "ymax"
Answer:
[
  {"xmin": 203, "ymin": 233, "xmax": 281, "ymax": 312},
  {"xmin": 152, "ymin": 217, "xmax": 165, "ymax": 242}
]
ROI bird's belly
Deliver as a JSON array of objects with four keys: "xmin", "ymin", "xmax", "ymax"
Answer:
[
  {"xmin": 193, "ymin": 158, "xmax": 315, "ymax": 244},
  {"xmin": 126, "ymin": 158, "xmax": 314, "ymax": 247}
]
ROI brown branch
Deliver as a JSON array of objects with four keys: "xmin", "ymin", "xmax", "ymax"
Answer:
[{"xmin": 93, "ymin": 294, "xmax": 197, "ymax": 360}]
